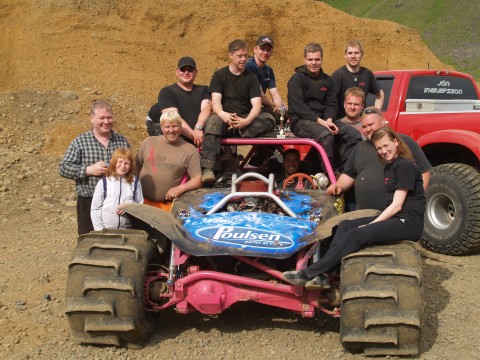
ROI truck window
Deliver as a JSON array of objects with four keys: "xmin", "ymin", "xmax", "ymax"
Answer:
[
  {"xmin": 407, "ymin": 76, "xmax": 479, "ymax": 100},
  {"xmin": 366, "ymin": 76, "xmax": 393, "ymax": 111}
]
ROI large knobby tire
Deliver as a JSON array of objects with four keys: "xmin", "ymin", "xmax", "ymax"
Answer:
[
  {"xmin": 65, "ymin": 229, "xmax": 159, "ymax": 348},
  {"xmin": 421, "ymin": 163, "xmax": 480, "ymax": 255},
  {"xmin": 340, "ymin": 241, "xmax": 422, "ymax": 356}
]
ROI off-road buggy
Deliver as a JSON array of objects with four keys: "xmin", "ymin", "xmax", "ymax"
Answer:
[{"xmin": 66, "ymin": 137, "xmax": 423, "ymax": 356}]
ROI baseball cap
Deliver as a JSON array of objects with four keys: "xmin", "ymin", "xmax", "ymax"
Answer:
[
  {"xmin": 177, "ymin": 56, "xmax": 196, "ymax": 69},
  {"xmin": 256, "ymin": 35, "xmax": 274, "ymax": 48}
]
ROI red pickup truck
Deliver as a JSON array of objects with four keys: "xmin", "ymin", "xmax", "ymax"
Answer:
[{"xmin": 369, "ymin": 70, "xmax": 480, "ymax": 255}]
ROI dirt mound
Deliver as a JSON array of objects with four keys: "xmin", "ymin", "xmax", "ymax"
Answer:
[{"xmin": 0, "ymin": 0, "xmax": 450, "ymax": 154}]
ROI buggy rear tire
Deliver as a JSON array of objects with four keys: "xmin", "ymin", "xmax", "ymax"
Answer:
[
  {"xmin": 340, "ymin": 241, "xmax": 422, "ymax": 356},
  {"xmin": 421, "ymin": 163, "xmax": 480, "ymax": 255},
  {"xmin": 66, "ymin": 229, "xmax": 158, "ymax": 347}
]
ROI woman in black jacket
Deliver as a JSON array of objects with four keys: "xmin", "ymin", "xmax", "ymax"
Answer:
[{"xmin": 282, "ymin": 126, "xmax": 425, "ymax": 289}]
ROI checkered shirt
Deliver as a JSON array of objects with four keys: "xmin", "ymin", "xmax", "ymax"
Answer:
[{"xmin": 59, "ymin": 130, "xmax": 130, "ymax": 197}]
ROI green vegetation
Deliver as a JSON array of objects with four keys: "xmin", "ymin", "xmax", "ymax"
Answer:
[{"xmin": 322, "ymin": 0, "xmax": 480, "ymax": 80}]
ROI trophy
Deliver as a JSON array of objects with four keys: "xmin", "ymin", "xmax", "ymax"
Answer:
[{"xmin": 277, "ymin": 106, "xmax": 287, "ymax": 139}]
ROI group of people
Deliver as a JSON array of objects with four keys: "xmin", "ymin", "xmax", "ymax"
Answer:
[
  {"xmin": 59, "ymin": 36, "xmax": 431, "ymax": 290},
  {"xmin": 145, "ymin": 37, "xmax": 385, "ymax": 182},
  {"xmin": 59, "ymin": 100, "xmax": 202, "ymax": 234}
]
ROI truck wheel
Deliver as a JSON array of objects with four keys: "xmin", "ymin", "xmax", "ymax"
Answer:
[
  {"xmin": 340, "ymin": 241, "xmax": 422, "ymax": 356},
  {"xmin": 421, "ymin": 163, "xmax": 480, "ymax": 255},
  {"xmin": 66, "ymin": 229, "xmax": 159, "ymax": 347}
]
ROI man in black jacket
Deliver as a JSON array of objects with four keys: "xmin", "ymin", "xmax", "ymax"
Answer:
[{"xmin": 287, "ymin": 43, "xmax": 361, "ymax": 171}]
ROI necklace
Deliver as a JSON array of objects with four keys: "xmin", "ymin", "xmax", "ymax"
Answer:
[{"xmin": 349, "ymin": 71, "xmax": 359, "ymax": 82}]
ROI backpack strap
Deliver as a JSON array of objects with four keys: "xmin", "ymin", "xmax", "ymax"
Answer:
[
  {"xmin": 103, "ymin": 176, "xmax": 139, "ymax": 201},
  {"xmin": 102, "ymin": 176, "xmax": 107, "ymax": 199},
  {"xmin": 133, "ymin": 176, "xmax": 139, "ymax": 202}
]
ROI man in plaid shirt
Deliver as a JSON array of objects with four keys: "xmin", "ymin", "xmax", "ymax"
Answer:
[{"xmin": 59, "ymin": 100, "xmax": 130, "ymax": 235}]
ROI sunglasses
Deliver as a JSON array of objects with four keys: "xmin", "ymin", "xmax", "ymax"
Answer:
[
  {"xmin": 179, "ymin": 66, "xmax": 195, "ymax": 73},
  {"xmin": 363, "ymin": 108, "xmax": 382, "ymax": 116}
]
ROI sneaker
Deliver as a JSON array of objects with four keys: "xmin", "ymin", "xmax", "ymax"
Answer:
[
  {"xmin": 202, "ymin": 169, "xmax": 216, "ymax": 183},
  {"xmin": 282, "ymin": 270, "xmax": 310, "ymax": 285},
  {"xmin": 305, "ymin": 275, "xmax": 330, "ymax": 290}
]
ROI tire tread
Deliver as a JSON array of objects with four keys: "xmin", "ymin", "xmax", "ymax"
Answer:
[
  {"xmin": 340, "ymin": 241, "xmax": 422, "ymax": 356},
  {"xmin": 422, "ymin": 163, "xmax": 480, "ymax": 255},
  {"xmin": 66, "ymin": 230, "xmax": 157, "ymax": 347}
]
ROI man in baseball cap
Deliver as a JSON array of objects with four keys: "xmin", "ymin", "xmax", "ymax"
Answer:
[
  {"xmin": 256, "ymin": 35, "xmax": 274, "ymax": 47},
  {"xmin": 246, "ymin": 35, "xmax": 286, "ymax": 165},
  {"xmin": 146, "ymin": 56, "xmax": 211, "ymax": 148},
  {"xmin": 246, "ymin": 35, "xmax": 285, "ymax": 115},
  {"xmin": 177, "ymin": 56, "xmax": 197, "ymax": 69}
]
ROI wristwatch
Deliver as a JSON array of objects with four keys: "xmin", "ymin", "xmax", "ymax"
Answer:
[{"xmin": 195, "ymin": 124, "xmax": 203, "ymax": 130}]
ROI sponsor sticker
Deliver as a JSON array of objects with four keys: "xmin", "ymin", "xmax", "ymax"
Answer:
[{"xmin": 196, "ymin": 226, "xmax": 294, "ymax": 249}]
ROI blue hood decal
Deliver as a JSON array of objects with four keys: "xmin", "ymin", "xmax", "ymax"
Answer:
[
  {"xmin": 197, "ymin": 226, "xmax": 294, "ymax": 249},
  {"xmin": 182, "ymin": 212, "xmax": 317, "ymax": 256}
]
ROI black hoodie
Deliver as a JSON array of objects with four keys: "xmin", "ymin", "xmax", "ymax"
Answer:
[{"xmin": 287, "ymin": 65, "xmax": 338, "ymax": 123}]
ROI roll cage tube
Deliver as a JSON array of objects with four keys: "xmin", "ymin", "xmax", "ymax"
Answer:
[
  {"xmin": 221, "ymin": 138, "xmax": 337, "ymax": 184},
  {"xmin": 206, "ymin": 172, "xmax": 297, "ymax": 218}
]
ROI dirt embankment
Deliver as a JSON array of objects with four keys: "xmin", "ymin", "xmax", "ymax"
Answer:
[{"xmin": 0, "ymin": 0, "xmax": 450, "ymax": 153}]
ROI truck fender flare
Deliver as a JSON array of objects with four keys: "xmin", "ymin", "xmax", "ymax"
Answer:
[{"xmin": 416, "ymin": 130, "xmax": 480, "ymax": 159}]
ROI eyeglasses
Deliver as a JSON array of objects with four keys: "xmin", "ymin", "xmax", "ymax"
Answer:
[
  {"xmin": 179, "ymin": 66, "xmax": 195, "ymax": 73},
  {"xmin": 363, "ymin": 108, "xmax": 382, "ymax": 116}
]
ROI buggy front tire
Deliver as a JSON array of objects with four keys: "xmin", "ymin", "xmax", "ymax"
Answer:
[
  {"xmin": 65, "ymin": 229, "xmax": 158, "ymax": 347},
  {"xmin": 340, "ymin": 241, "xmax": 422, "ymax": 356}
]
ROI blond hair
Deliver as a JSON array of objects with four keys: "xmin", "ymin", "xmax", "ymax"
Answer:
[
  {"xmin": 90, "ymin": 99, "xmax": 113, "ymax": 116},
  {"xmin": 345, "ymin": 40, "xmax": 364, "ymax": 55},
  {"xmin": 160, "ymin": 110, "xmax": 182, "ymax": 127},
  {"xmin": 344, "ymin": 87, "xmax": 365, "ymax": 102}
]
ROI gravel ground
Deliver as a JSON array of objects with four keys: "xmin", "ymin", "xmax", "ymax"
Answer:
[{"xmin": 0, "ymin": 140, "xmax": 478, "ymax": 360}]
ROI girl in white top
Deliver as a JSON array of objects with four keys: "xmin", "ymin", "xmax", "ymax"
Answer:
[{"xmin": 91, "ymin": 148, "xmax": 143, "ymax": 230}]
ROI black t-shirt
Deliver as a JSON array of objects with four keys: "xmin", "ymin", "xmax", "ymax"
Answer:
[
  {"xmin": 147, "ymin": 103, "xmax": 161, "ymax": 123},
  {"xmin": 157, "ymin": 83, "xmax": 210, "ymax": 128},
  {"xmin": 343, "ymin": 134, "xmax": 431, "ymax": 210},
  {"xmin": 331, "ymin": 65, "xmax": 382, "ymax": 119},
  {"xmin": 384, "ymin": 156, "xmax": 425, "ymax": 228},
  {"xmin": 209, "ymin": 66, "xmax": 261, "ymax": 116}
]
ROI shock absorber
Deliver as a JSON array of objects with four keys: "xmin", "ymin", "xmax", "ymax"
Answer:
[{"xmin": 167, "ymin": 243, "xmax": 177, "ymax": 285}]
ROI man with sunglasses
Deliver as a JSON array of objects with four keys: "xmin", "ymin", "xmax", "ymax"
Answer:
[
  {"xmin": 148, "ymin": 56, "xmax": 211, "ymax": 147},
  {"xmin": 332, "ymin": 40, "xmax": 384, "ymax": 119},
  {"xmin": 327, "ymin": 107, "xmax": 431, "ymax": 211},
  {"xmin": 200, "ymin": 39, "xmax": 276, "ymax": 183}
]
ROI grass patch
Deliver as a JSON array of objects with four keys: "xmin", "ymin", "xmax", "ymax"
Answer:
[{"xmin": 322, "ymin": 0, "xmax": 480, "ymax": 80}]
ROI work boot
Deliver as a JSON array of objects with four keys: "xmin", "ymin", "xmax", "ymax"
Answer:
[
  {"xmin": 282, "ymin": 270, "xmax": 309, "ymax": 286},
  {"xmin": 202, "ymin": 169, "xmax": 216, "ymax": 183},
  {"xmin": 305, "ymin": 275, "xmax": 331, "ymax": 290}
]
